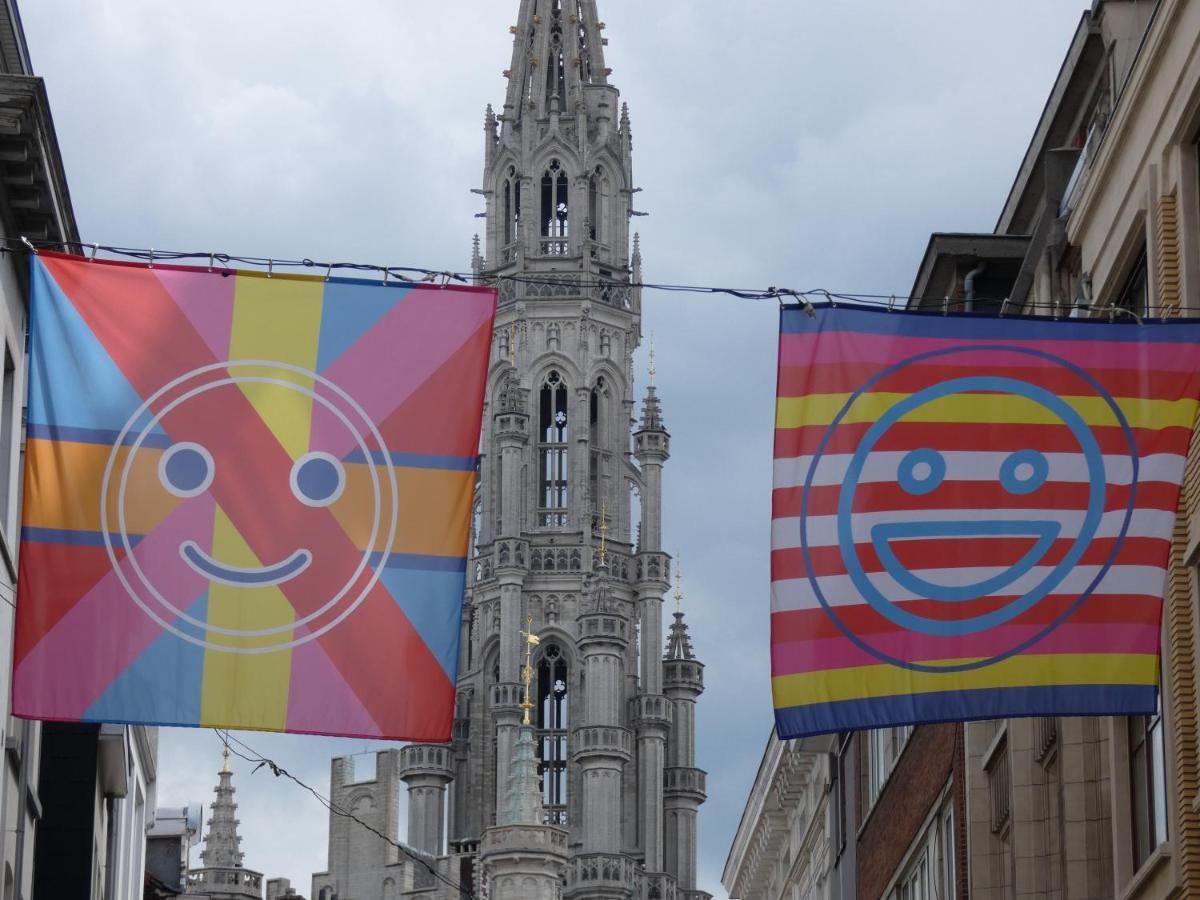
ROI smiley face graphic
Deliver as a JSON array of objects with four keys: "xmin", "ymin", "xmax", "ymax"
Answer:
[
  {"xmin": 799, "ymin": 345, "xmax": 1139, "ymax": 672},
  {"xmin": 100, "ymin": 360, "xmax": 399, "ymax": 654}
]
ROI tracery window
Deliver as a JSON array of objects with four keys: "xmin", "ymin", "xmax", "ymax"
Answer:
[
  {"xmin": 536, "ymin": 643, "xmax": 569, "ymax": 824},
  {"xmin": 502, "ymin": 167, "xmax": 520, "ymax": 247},
  {"xmin": 541, "ymin": 160, "xmax": 569, "ymax": 255},
  {"xmin": 588, "ymin": 167, "xmax": 609, "ymax": 243},
  {"xmin": 539, "ymin": 371, "xmax": 569, "ymax": 526}
]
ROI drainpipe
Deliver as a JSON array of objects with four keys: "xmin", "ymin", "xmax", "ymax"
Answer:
[{"xmin": 963, "ymin": 261, "xmax": 987, "ymax": 313}]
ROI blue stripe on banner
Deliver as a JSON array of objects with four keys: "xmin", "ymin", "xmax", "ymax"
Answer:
[
  {"xmin": 25, "ymin": 423, "xmax": 173, "ymax": 449},
  {"xmin": 22, "ymin": 529, "xmax": 463, "ymax": 573},
  {"xmin": 368, "ymin": 552, "xmax": 468, "ymax": 573},
  {"xmin": 781, "ymin": 304, "xmax": 1200, "ymax": 342},
  {"xmin": 774, "ymin": 684, "xmax": 1160, "ymax": 739},
  {"xmin": 378, "ymin": 567, "xmax": 465, "ymax": 681},
  {"xmin": 21, "ymin": 527, "xmax": 143, "ymax": 548},
  {"xmin": 343, "ymin": 449, "xmax": 479, "ymax": 472}
]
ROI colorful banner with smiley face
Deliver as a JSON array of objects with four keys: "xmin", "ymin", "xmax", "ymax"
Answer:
[
  {"xmin": 14, "ymin": 253, "xmax": 495, "ymax": 740},
  {"xmin": 772, "ymin": 305, "xmax": 1200, "ymax": 738}
]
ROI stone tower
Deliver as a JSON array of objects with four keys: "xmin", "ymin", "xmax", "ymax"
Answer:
[
  {"xmin": 450, "ymin": 1, "xmax": 708, "ymax": 898},
  {"xmin": 188, "ymin": 748, "xmax": 264, "ymax": 899},
  {"xmin": 310, "ymin": 4, "xmax": 707, "ymax": 898}
]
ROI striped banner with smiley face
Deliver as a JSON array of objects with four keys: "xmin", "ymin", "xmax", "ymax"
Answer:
[
  {"xmin": 14, "ymin": 253, "xmax": 495, "ymax": 740},
  {"xmin": 772, "ymin": 304, "xmax": 1200, "ymax": 739}
]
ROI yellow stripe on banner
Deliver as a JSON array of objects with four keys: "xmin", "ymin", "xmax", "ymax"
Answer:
[
  {"xmin": 200, "ymin": 507, "xmax": 294, "ymax": 730},
  {"xmin": 229, "ymin": 273, "xmax": 325, "ymax": 460},
  {"xmin": 776, "ymin": 392, "xmax": 1198, "ymax": 431},
  {"xmin": 771, "ymin": 653, "xmax": 1159, "ymax": 708}
]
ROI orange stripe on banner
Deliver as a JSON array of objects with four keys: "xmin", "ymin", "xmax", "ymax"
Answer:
[
  {"xmin": 330, "ymin": 464, "xmax": 475, "ymax": 558},
  {"xmin": 22, "ymin": 439, "xmax": 180, "ymax": 535}
]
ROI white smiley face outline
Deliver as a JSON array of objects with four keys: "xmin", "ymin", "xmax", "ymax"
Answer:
[{"xmin": 100, "ymin": 360, "xmax": 399, "ymax": 655}]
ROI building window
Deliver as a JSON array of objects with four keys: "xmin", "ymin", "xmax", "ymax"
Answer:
[
  {"xmin": 502, "ymin": 168, "xmax": 520, "ymax": 247},
  {"xmin": 834, "ymin": 733, "xmax": 851, "ymax": 858},
  {"xmin": 589, "ymin": 380, "xmax": 606, "ymax": 513},
  {"xmin": 987, "ymin": 736, "xmax": 1011, "ymax": 835},
  {"xmin": 536, "ymin": 644, "xmax": 569, "ymax": 825},
  {"xmin": 1113, "ymin": 246, "xmax": 1148, "ymax": 316},
  {"xmin": 540, "ymin": 160, "xmax": 569, "ymax": 255},
  {"xmin": 892, "ymin": 793, "xmax": 955, "ymax": 900},
  {"xmin": 588, "ymin": 167, "xmax": 609, "ymax": 243},
  {"xmin": 1130, "ymin": 703, "xmax": 1168, "ymax": 868},
  {"xmin": 539, "ymin": 371, "xmax": 569, "ymax": 526},
  {"xmin": 863, "ymin": 726, "xmax": 913, "ymax": 813}
]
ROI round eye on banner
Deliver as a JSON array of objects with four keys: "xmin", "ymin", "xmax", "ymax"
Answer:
[
  {"xmin": 291, "ymin": 452, "xmax": 347, "ymax": 508},
  {"xmin": 159, "ymin": 442, "xmax": 215, "ymax": 498},
  {"xmin": 798, "ymin": 344, "xmax": 1138, "ymax": 673},
  {"xmin": 1000, "ymin": 449, "xmax": 1050, "ymax": 495},
  {"xmin": 897, "ymin": 448, "xmax": 945, "ymax": 496}
]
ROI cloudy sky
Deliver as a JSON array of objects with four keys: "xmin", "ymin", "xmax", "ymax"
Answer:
[{"xmin": 20, "ymin": 2, "xmax": 1087, "ymax": 896}]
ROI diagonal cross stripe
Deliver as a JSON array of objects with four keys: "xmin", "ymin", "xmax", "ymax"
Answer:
[{"xmin": 43, "ymin": 257, "xmax": 461, "ymax": 737}]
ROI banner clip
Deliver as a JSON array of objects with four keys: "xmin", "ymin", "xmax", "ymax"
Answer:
[{"xmin": 19, "ymin": 236, "xmax": 36, "ymax": 256}]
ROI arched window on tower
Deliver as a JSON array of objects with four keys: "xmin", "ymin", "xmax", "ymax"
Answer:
[
  {"xmin": 589, "ymin": 378, "xmax": 605, "ymax": 515},
  {"xmin": 539, "ymin": 371, "xmax": 569, "ymax": 526},
  {"xmin": 588, "ymin": 167, "xmax": 609, "ymax": 244},
  {"xmin": 541, "ymin": 160, "xmax": 569, "ymax": 255},
  {"xmin": 536, "ymin": 643, "xmax": 569, "ymax": 825}
]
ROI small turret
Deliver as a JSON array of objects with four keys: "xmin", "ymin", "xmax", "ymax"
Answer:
[
  {"xmin": 188, "ymin": 747, "xmax": 264, "ymax": 899},
  {"xmin": 662, "ymin": 568, "xmax": 707, "ymax": 896}
]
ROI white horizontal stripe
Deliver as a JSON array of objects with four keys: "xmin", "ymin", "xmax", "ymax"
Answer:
[
  {"xmin": 772, "ymin": 508, "xmax": 1176, "ymax": 551},
  {"xmin": 770, "ymin": 564, "xmax": 1168, "ymax": 612},
  {"xmin": 773, "ymin": 452, "xmax": 1185, "ymax": 490}
]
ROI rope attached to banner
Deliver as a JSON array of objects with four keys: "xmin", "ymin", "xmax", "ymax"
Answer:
[{"xmin": 1, "ymin": 236, "xmax": 1172, "ymax": 324}]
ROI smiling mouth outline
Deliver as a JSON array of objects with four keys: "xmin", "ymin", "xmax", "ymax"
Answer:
[
  {"xmin": 180, "ymin": 541, "xmax": 312, "ymax": 587},
  {"xmin": 870, "ymin": 519, "xmax": 1062, "ymax": 602}
]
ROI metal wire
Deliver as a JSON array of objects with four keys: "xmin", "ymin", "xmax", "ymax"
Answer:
[
  {"xmin": 5, "ymin": 236, "xmax": 1184, "ymax": 324},
  {"xmin": 213, "ymin": 729, "xmax": 477, "ymax": 900}
]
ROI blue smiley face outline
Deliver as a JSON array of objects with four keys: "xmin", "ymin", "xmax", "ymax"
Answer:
[{"xmin": 798, "ymin": 343, "xmax": 1140, "ymax": 673}]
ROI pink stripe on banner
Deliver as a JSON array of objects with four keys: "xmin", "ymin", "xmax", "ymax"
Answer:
[
  {"xmin": 286, "ymin": 633, "xmax": 382, "ymax": 737},
  {"xmin": 770, "ymin": 622, "xmax": 1161, "ymax": 675},
  {"xmin": 152, "ymin": 268, "xmax": 235, "ymax": 360},
  {"xmin": 13, "ymin": 496, "xmax": 215, "ymax": 719},
  {"xmin": 779, "ymin": 332, "xmax": 1200, "ymax": 373},
  {"xmin": 311, "ymin": 288, "xmax": 495, "ymax": 458}
]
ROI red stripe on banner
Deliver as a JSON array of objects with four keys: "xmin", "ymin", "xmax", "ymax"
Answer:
[
  {"xmin": 771, "ymin": 622, "xmax": 1162, "ymax": 675},
  {"xmin": 770, "ymin": 594, "xmax": 1164, "ymax": 642},
  {"xmin": 376, "ymin": 318, "xmax": 493, "ymax": 457},
  {"xmin": 777, "ymin": 361, "xmax": 1194, "ymax": 401},
  {"xmin": 770, "ymin": 536, "xmax": 1172, "ymax": 581},
  {"xmin": 42, "ymin": 256, "xmax": 457, "ymax": 739},
  {"xmin": 15, "ymin": 541, "xmax": 124, "ymax": 666},
  {"xmin": 777, "ymin": 331, "xmax": 1200, "ymax": 373},
  {"xmin": 773, "ymin": 480, "xmax": 1180, "ymax": 518},
  {"xmin": 773, "ymin": 421, "xmax": 1191, "ymax": 459}
]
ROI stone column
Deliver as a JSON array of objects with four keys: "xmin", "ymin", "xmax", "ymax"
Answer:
[
  {"xmin": 398, "ymin": 745, "xmax": 455, "ymax": 856},
  {"xmin": 574, "ymin": 605, "xmax": 631, "ymax": 854}
]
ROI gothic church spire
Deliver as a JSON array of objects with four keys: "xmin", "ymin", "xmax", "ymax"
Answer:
[{"xmin": 503, "ymin": 0, "xmax": 610, "ymax": 123}]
